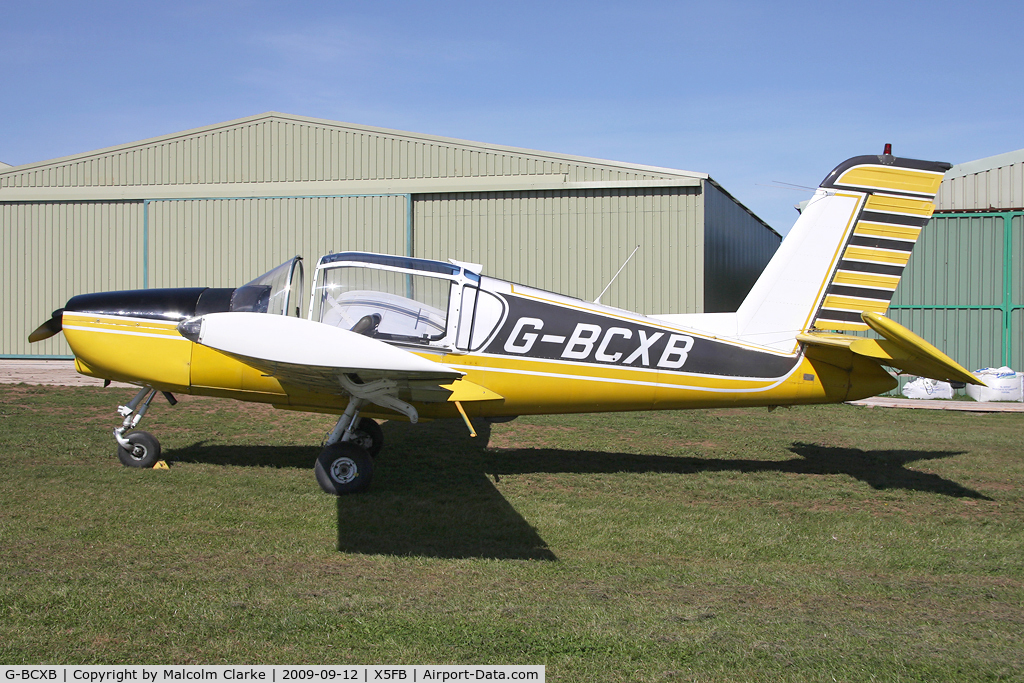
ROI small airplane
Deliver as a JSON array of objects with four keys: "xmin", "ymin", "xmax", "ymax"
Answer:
[{"xmin": 30, "ymin": 148, "xmax": 982, "ymax": 494}]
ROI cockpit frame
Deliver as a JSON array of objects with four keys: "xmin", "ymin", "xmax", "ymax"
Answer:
[{"xmin": 307, "ymin": 252, "xmax": 506, "ymax": 353}]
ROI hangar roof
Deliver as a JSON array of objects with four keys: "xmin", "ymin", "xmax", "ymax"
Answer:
[
  {"xmin": 945, "ymin": 148, "xmax": 1024, "ymax": 180},
  {"xmin": 0, "ymin": 111, "xmax": 773, "ymax": 234},
  {"xmin": 936, "ymin": 147, "xmax": 1024, "ymax": 212},
  {"xmin": 0, "ymin": 111, "xmax": 707, "ymax": 190}
]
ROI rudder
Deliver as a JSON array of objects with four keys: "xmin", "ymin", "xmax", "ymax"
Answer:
[{"xmin": 811, "ymin": 153, "xmax": 950, "ymax": 331}]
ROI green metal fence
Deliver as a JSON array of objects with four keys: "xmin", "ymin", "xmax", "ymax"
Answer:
[{"xmin": 887, "ymin": 211, "xmax": 1024, "ymax": 388}]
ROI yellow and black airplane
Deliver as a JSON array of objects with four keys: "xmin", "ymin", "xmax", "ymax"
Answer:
[{"xmin": 30, "ymin": 149, "xmax": 981, "ymax": 494}]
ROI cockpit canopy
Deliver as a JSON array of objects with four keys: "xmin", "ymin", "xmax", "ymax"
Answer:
[{"xmin": 309, "ymin": 252, "xmax": 505, "ymax": 352}]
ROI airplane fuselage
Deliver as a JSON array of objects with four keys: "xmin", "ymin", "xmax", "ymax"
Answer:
[{"xmin": 62, "ymin": 275, "xmax": 896, "ymax": 423}]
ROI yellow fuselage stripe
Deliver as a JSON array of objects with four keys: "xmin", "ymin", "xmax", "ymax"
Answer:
[{"xmin": 815, "ymin": 320, "xmax": 870, "ymax": 332}]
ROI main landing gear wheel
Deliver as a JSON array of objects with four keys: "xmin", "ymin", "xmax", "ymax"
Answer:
[
  {"xmin": 348, "ymin": 417, "xmax": 384, "ymax": 458},
  {"xmin": 115, "ymin": 431, "xmax": 162, "ymax": 468},
  {"xmin": 315, "ymin": 442, "xmax": 374, "ymax": 495}
]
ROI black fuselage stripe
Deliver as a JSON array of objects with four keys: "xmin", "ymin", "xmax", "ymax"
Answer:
[
  {"xmin": 485, "ymin": 294, "xmax": 800, "ymax": 378},
  {"xmin": 65, "ymin": 288, "xmax": 210, "ymax": 322}
]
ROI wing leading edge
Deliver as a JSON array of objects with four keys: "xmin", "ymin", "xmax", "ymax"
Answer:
[{"xmin": 177, "ymin": 312, "xmax": 464, "ymax": 394}]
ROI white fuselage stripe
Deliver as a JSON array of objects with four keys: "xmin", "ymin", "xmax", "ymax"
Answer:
[
  {"xmin": 457, "ymin": 345, "xmax": 798, "ymax": 381},
  {"xmin": 447, "ymin": 357, "xmax": 802, "ymax": 394},
  {"xmin": 62, "ymin": 324, "xmax": 188, "ymax": 341}
]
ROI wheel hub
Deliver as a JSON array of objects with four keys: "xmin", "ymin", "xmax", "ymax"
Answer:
[{"xmin": 330, "ymin": 457, "xmax": 358, "ymax": 484}]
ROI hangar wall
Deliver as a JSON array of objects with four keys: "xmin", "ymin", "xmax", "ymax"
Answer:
[
  {"xmin": 702, "ymin": 182, "xmax": 783, "ymax": 313},
  {"xmin": 0, "ymin": 114, "xmax": 670, "ymax": 188},
  {"xmin": 935, "ymin": 149, "xmax": 1024, "ymax": 212},
  {"xmin": 0, "ymin": 112, "xmax": 780, "ymax": 358},
  {"xmin": 1, "ymin": 202, "xmax": 144, "ymax": 358},
  {"xmin": 146, "ymin": 195, "xmax": 409, "ymax": 288},
  {"xmin": 889, "ymin": 212, "xmax": 1023, "ymax": 373},
  {"xmin": 414, "ymin": 187, "xmax": 705, "ymax": 315}
]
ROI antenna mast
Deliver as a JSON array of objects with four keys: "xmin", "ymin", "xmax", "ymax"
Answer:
[{"xmin": 594, "ymin": 245, "xmax": 640, "ymax": 305}]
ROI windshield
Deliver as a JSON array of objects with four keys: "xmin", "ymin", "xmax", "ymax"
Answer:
[
  {"xmin": 315, "ymin": 265, "xmax": 452, "ymax": 342},
  {"xmin": 236, "ymin": 257, "xmax": 304, "ymax": 316}
]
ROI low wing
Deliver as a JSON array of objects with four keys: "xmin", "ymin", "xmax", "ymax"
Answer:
[
  {"xmin": 178, "ymin": 312, "xmax": 464, "ymax": 395},
  {"xmin": 799, "ymin": 311, "xmax": 983, "ymax": 386}
]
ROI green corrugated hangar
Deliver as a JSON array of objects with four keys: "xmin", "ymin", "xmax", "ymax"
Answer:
[
  {"xmin": 1, "ymin": 112, "xmax": 781, "ymax": 359},
  {"xmin": 889, "ymin": 149, "xmax": 1024, "ymax": 378}
]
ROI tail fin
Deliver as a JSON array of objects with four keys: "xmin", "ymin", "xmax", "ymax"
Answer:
[{"xmin": 735, "ymin": 151, "xmax": 951, "ymax": 351}]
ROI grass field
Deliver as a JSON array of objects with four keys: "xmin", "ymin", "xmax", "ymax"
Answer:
[{"xmin": 1, "ymin": 384, "xmax": 1022, "ymax": 681}]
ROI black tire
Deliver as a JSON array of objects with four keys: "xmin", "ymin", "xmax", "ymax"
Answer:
[
  {"xmin": 116, "ymin": 431, "xmax": 161, "ymax": 468},
  {"xmin": 314, "ymin": 443, "xmax": 374, "ymax": 495},
  {"xmin": 348, "ymin": 417, "xmax": 384, "ymax": 458}
]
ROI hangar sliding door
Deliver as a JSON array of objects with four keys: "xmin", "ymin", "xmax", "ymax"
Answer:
[
  {"xmin": 413, "ymin": 187, "xmax": 704, "ymax": 316},
  {"xmin": 145, "ymin": 195, "xmax": 410, "ymax": 315},
  {"xmin": 1, "ymin": 202, "xmax": 144, "ymax": 358},
  {"xmin": 887, "ymin": 211, "xmax": 1024, "ymax": 386}
]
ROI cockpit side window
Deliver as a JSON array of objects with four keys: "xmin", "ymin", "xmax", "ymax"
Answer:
[
  {"xmin": 315, "ymin": 266, "xmax": 452, "ymax": 343},
  {"xmin": 455, "ymin": 285, "xmax": 506, "ymax": 351}
]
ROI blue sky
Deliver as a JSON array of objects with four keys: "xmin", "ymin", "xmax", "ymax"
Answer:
[{"xmin": 2, "ymin": 0, "xmax": 1022, "ymax": 233}]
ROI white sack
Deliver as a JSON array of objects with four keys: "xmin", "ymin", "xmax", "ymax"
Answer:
[
  {"xmin": 901, "ymin": 377, "xmax": 954, "ymax": 400},
  {"xmin": 967, "ymin": 367, "xmax": 1024, "ymax": 402}
]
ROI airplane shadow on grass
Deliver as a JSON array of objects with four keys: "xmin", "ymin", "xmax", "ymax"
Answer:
[
  {"xmin": 169, "ymin": 429, "xmax": 557, "ymax": 561},
  {"xmin": 169, "ymin": 420, "xmax": 990, "ymax": 561}
]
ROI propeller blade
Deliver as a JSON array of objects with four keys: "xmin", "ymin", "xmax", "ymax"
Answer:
[{"xmin": 28, "ymin": 309, "xmax": 64, "ymax": 343}]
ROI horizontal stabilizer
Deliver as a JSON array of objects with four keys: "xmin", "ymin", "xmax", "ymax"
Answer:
[{"xmin": 798, "ymin": 311, "xmax": 983, "ymax": 386}]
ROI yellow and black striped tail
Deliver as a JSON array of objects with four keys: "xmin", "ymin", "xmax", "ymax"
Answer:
[{"xmin": 811, "ymin": 153, "xmax": 950, "ymax": 332}]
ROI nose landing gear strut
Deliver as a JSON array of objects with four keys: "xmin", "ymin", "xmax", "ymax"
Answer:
[{"xmin": 112, "ymin": 387, "xmax": 176, "ymax": 468}]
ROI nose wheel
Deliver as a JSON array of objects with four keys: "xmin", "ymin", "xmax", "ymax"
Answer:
[
  {"xmin": 116, "ymin": 430, "xmax": 162, "ymax": 468},
  {"xmin": 111, "ymin": 386, "xmax": 174, "ymax": 468}
]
